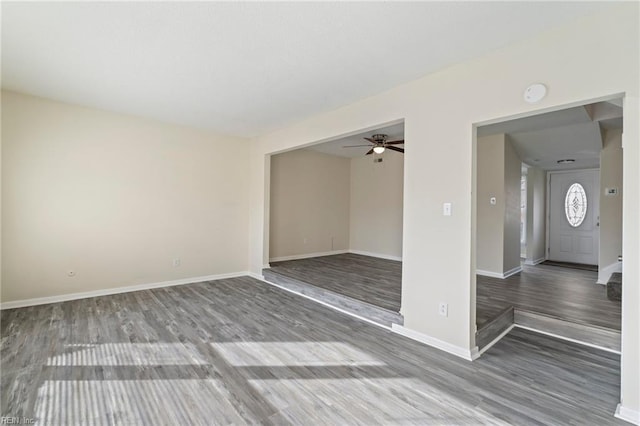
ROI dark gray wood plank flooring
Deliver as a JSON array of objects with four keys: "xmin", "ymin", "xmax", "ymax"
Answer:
[
  {"xmin": 269, "ymin": 254, "xmax": 620, "ymax": 332},
  {"xmin": 269, "ymin": 253, "xmax": 402, "ymax": 312},
  {"xmin": 477, "ymin": 264, "xmax": 621, "ymax": 330},
  {"xmin": 1, "ymin": 276, "xmax": 624, "ymax": 425}
]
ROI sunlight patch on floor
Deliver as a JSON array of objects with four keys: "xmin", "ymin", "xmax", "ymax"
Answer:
[
  {"xmin": 211, "ymin": 341, "xmax": 386, "ymax": 367},
  {"xmin": 248, "ymin": 377, "xmax": 509, "ymax": 425},
  {"xmin": 46, "ymin": 343, "xmax": 208, "ymax": 366},
  {"xmin": 34, "ymin": 379, "xmax": 244, "ymax": 425}
]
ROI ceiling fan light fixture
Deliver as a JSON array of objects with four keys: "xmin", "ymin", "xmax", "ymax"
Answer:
[{"xmin": 373, "ymin": 146, "xmax": 385, "ymax": 154}]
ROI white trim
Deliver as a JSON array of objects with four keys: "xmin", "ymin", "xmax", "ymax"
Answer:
[
  {"xmin": 597, "ymin": 261, "xmax": 623, "ymax": 285},
  {"xmin": 524, "ymin": 257, "xmax": 545, "ymax": 266},
  {"xmin": 615, "ymin": 404, "xmax": 640, "ymax": 425},
  {"xmin": 255, "ymin": 276, "xmax": 391, "ymax": 331},
  {"xmin": 513, "ymin": 324, "xmax": 620, "ymax": 354},
  {"xmin": 263, "ymin": 264, "xmax": 271, "ymax": 270},
  {"xmin": 503, "ymin": 265, "xmax": 522, "ymax": 278},
  {"xmin": 247, "ymin": 272, "xmax": 265, "ymax": 281},
  {"xmin": 391, "ymin": 324, "xmax": 474, "ymax": 361},
  {"xmin": 476, "ymin": 266, "xmax": 522, "ymax": 279},
  {"xmin": 475, "ymin": 324, "xmax": 516, "ymax": 359},
  {"xmin": 348, "ymin": 250, "xmax": 402, "ymax": 262},
  {"xmin": 0, "ymin": 272, "xmax": 248, "ymax": 310},
  {"xmin": 476, "ymin": 270, "xmax": 504, "ymax": 278},
  {"xmin": 469, "ymin": 346, "xmax": 480, "ymax": 360},
  {"xmin": 476, "ymin": 269, "xmax": 504, "ymax": 278},
  {"xmin": 269, "ymin": 249, "xmax": 348, "ymax": 262}
]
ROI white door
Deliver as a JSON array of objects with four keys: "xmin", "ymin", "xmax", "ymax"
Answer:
[{"xmin": 548, "ymin": 170, "xmax": 599, "ymax": 265}]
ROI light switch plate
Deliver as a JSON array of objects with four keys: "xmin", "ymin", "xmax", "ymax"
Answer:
[{"xmin": 443, "ymin": 203, "xmax": 452, "ymax": 216}]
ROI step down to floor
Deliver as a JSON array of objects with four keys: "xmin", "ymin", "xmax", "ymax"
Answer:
[
  {"xmin": 606, "ymin": 272, "xmax": 622, "ymax": 301},
  {"xmin": 476, "ymin": 307, "xmax": 621, "ymax": 353},
  {"xmin": 262, "ymin": 269, "xmax": 404, "ymax": 328},
  {"xmin": 476, "ymin": 306, "xmax": 514, "ymax": 350},
  {"xmin": 513, "ymin": 310, "xmax": 620, "ymax": 352}
]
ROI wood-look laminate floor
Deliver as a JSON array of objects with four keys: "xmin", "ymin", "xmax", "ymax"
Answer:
[
  {"xmin": 1, "ymin": 277, "xmax": 624, "ymax": 425},
  {"xmin": 269, "ymin": 254, "xmax": 620, "ymax": 331},
  {"xmin": 476, "ymin": 264, "xmax": 621, "ymax": 330},
  {"xmin": 269, "ymin": 253, "xmax": 402, "ymax": 312}
]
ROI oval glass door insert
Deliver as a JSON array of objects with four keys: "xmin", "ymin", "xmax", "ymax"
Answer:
[{"xmin": 565, "ymin": 183, "xmax": 587, "ymax": 227}]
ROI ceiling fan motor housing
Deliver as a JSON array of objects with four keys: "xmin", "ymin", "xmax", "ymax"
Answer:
[{"xmin": 371, "ymin": 134, "xmax": 388, "ymax": 144}]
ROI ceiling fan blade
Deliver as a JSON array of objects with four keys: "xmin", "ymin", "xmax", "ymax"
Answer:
[
  {"xmin": 365, "ymin": 148, "xmax": 374, "ymax": 155},
  {"xmin": 386, "ymin": 140, "xmax": 404, "ymax": 145},
  {"xmin": 387, "ymin": 146, "xmax": 405, "ymax": 154},
  {"xmin": 343, "ymin": 145, "xmax": 373, "ymax": 148},
  {"xmin": 363, "ymin": 137, "xmax": 376, "ymax": 144}
]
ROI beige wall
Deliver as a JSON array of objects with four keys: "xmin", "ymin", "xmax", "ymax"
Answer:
[
  {"xmin": 503, "ymin": 136, "xmax": 522, "ymax": 274},
  {"xmin": 269, "ymin": 149, "xmax": 350, "ymax": 260},
  {"xmin": 476, "ymin": 134, "xmax": 521, "ymax": 275},
  {"xmin": 1, "ymin": 91, "xmax": 250, "ymax": 302},
  {"xmin": 248, "ymin": 4, "xmax": 639, "ymax": 414},
  {"xmin": 525, "ymin": 166, "xmax": 547, "ymax": 264},
  {"xmin": 599, "ymin": 128, "xmax": 623, "ymax": 279},
  {"xmin": 476, "ymin": 134, "xmax": 505, "ymax": 273},
  {"xmin": 350, "ymin": 152, "xmax": 403, "ymax": 259}
]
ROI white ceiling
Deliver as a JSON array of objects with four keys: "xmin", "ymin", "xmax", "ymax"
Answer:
[
  {"xmin": 478, "ymin": 101, "xmax": 623, "ymax": 171},
  {"xmin": 2, "ymin": 2, "xmax": 613, "ymax": 137},
  {"xmin": 307, "ymin": 123, "xmax": 404, "ymax": 158}
]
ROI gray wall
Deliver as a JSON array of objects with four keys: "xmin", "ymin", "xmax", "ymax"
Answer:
[
  {"xmin": 476, "ymin": 134, "xmax": 522, "ymax": 276},
  {"xmin": 599, "ymin": 128, "xmax": 623, "ymax": 282},
  {"xmin": 350, "ymin": 152, "xmax": 404, "ymax": 259},
  {"xmin": 269, "ymin": 149, "xmax": 351, "ymax": 260},
  {"xmin": 503, "ymin": 136, "xmax": 522, "ymax": 274},
  {"xmin": 525, "ymin": 166, "xmax": 547, "ymax": 264}
]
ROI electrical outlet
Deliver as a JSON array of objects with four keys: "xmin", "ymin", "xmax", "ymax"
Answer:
[
  {"xmin": 173, "ymin": 258, "xmax": 181, "ymax": 267},
  {"xmin": 438, "ymin": 302, "xmax": 448, "ymax": 317}
]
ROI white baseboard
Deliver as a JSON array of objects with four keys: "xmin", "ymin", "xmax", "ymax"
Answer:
[
  {"xmin": 597, "ymin": 261, "xmax": 622, "ymax": 285},
  {"xmin": 476, "ymin": 270, "xmax": 502, "ymax": 278},
  {"xmin": 348, "ymin": 250, "xmax": 402, "ymax": 262},
  {"xmin": 247, "ymin": 272, "xmax": 265, "ymax": 281},
  {"xmin": 269, "ymin": 249, "xmax": 348, "ymax": 263},
  {"xmin": 616, "ymin": 403, "xmax": 640, "ymax": 425},
  {"xmin": 476, "ymin": 266, "xmax": 522, "ymax": 279},
  {"xmin": 0, "ymin": 271, "xmax": 249, "ymax": 310},
  {"xmin": 391, "ymin": 324, "xmax": 474, "ymax": 361},
  {"xmin": 524, "ymin": 257, "xmax": 545, "ymax": 266},
  {"xmin": 503, "ymin": 266, "xmax": 523, "ymax": 278}
]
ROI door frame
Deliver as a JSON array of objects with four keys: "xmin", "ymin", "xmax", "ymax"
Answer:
[{"xmin": 545, "ymin": 168, "xmax": 600, "ymax": 265}]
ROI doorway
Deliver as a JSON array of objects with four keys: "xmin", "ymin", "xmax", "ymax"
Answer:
[
  {"xmin": 547, "ymin": 169, "xmax": 600, "ymax": 266},
  {"xmin": 264, "ymin": 122, "xmax": 405, "ymax": 327},
  {"xmin": 474, "ymin": 97, "xmax": 623, "ymax": 354}
]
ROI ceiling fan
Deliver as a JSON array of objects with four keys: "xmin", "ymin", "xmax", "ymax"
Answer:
[{"xmin": 343, "ymin": 134, "xmax": 404, "ymax": 155}]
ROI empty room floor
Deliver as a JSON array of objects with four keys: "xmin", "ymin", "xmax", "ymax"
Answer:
[
  {"xmin": 267, "ymin": 254, "xmax": 620, "ymax": 333},
  {"xmin": 0, "ymin": 276, "xmax": 624, "ymax": 424},
  {"xmin": 268, "ymin": 253, "xmax": 402, "ymax": 312},
  {"xmin": 476, "ymin": 263, "xmax": 621, "ymax": 331}
]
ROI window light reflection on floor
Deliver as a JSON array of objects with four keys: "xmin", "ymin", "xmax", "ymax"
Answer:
[
  {"xmin": 34, "ymin": 379, "xmax": 246, "ymax": 425},
  {"xmin": 211, "ymin": 341, "xmax": 386, "ymax": 367},
  {"xmin": 46, "ymin": 343, "xmax": 208, "ymax": 366}
]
